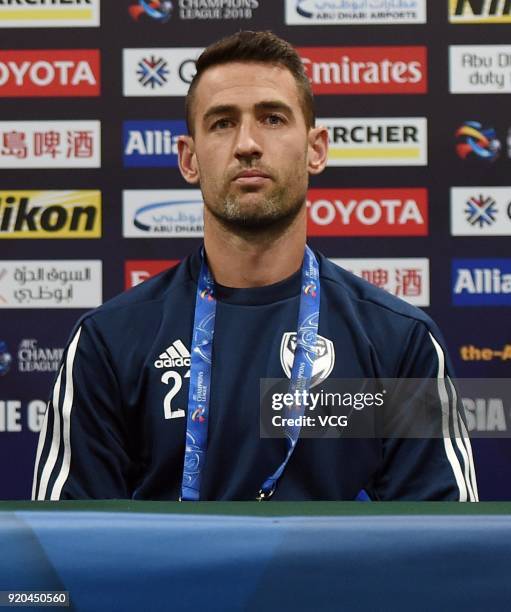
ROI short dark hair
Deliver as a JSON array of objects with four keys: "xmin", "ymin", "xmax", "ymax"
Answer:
[{"xmin": 185, "ymin": 30, "xmax": 315, "ymax": 136}]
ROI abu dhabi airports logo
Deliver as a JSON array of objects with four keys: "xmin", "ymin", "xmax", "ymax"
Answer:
[
  {"xmin": 455, "ymin": 121, "xmax": 501, "ymax": 161},
  {"xmin": 123, "ymin": 190, "xmax": 203, "ymax": 237},
  {"xmin": 129, "ymin": 0, "xmax": 173, "ymax": 22},
  {"xmin": 464, "ymin": 194, "xmax": 498, "ymax": 227},
  {"xmin": 137, "ymin": 56, "xmax": 169, "ymax": 89},
  {"xmin": 0, "ymin": 340, "xmax": 12, "ymax": 376},
  {"xmin": 286, "ymin": 0, "xmax": 427, "ymax": 24}
]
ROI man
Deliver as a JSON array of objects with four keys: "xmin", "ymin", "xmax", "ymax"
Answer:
[{"xmin": 32, "ymin": 31, "xmax": 477, "ymax": 501}]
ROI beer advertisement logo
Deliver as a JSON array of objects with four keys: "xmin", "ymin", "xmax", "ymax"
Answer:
[
  {"xmin": 323, "ymin": 117, "xmax": 428, "ymax": 166},
  {"xmin": 0, "ymin": 191, "xmax": 101, "ymax": 239},
  {"xmin": 331, "ymin": 258, "xmax": 430, "ymax": 306},
  {"xmin": 307, "ymin": 189, "xmax": 428, "ymax": 236},
  {"xmin": 0, "ymin": 50, "xmax": 100, "ymax": 97},
  {"xmin": 299, "ymin": 47, "xmax": 427, "ymax": 95},
  {"xmin": 0, "ymin": 0, "xmax": 100, "ymax": 28},
  {"xmin": 0, "ymin": 120, "xmax": 101, "ymax": 169}
]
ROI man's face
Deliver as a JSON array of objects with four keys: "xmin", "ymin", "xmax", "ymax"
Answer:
[{"xmin": 179, "ymin": 61, "xmax": 324, "ymax": 231}]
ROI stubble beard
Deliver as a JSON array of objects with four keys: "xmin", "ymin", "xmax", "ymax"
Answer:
[{"xmin": 205, "ymin": 184, "xmax": 306, "ymax": 235}]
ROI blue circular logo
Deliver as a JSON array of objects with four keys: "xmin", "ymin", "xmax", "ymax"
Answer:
[
  {"xmin": 0, "ymin": 341, "xmax": 12, "ymax": 376},
  {"xmin": 130, "ymin": 1, "xmax": 173, "ymax": 23}
]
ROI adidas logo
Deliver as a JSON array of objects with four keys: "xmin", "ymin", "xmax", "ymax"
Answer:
[{"xmin": 154, "ymin": 339, "xmax": 191, "ymax": 369}]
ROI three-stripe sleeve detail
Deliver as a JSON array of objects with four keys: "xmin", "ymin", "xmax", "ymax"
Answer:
[
  {"xmin": 429, "ymin": 332, "xmax": 478, "ymax": 502},
  {"xmin": 33, "ymin": 327, "xmax": 82, "ymax": 501}
]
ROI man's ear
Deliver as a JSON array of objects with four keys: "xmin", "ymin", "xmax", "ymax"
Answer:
[
  {"xmin": 307, "ymin": 126, "xmax": 329, "ymax": 175},
  {"xmin": 177, "ymin": 135, "xmax": 200, "ymax": 184}
]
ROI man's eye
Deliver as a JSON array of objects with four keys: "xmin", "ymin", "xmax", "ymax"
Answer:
[
  {"xmin": 211, "ymin": 118, "xmax": 232, "ymax": 130},
  {"xmin": 264, "ymin": 114, "xmax": 285, "ymax": 126}
]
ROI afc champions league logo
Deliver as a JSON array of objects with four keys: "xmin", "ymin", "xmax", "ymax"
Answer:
[
  {"xmin": 129, "ymin": 1, "xmax": 173, "ymax": 23},
  {"xmin": 455, "ymin": 121, "xmax": 501, "ymax": 162},
  {"xmin": 304, "ymin": 282, "xmax": 317, "ymax": 297},
  {"xmin": 280, "ymin": 332, "xmax": 335, "ymax": 388},
  {"xmin": 0, "ymin": 341, "xmax": 12, "ymax": 376}
]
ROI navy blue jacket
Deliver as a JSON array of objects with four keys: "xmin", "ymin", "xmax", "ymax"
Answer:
[{"xmin": 32, "ymin": 249, "xmax": 478, "ymax": 501}]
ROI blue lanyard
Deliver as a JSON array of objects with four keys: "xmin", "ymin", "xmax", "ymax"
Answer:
[{"xmin": 180, "ymin": 245, "xmax": 320, "ymax": 501}]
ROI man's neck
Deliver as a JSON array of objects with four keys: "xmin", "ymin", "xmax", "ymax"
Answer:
[{"xmin": 203, "ymin": 207, "xmax": 307, "ymax": 288}]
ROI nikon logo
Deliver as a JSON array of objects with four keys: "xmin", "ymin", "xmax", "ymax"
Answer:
[
  {"xmin": 0, "ymin": 191, "xmax": 101, "ymax": 238},
  {"xmin": 450, "ymin": 0, "xmax": 511, "ymax": 22}
]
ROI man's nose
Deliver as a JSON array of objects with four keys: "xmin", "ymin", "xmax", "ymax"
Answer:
[{"xmin": 234, "ymin": 120, "xmax": 263, "ymax": 161}]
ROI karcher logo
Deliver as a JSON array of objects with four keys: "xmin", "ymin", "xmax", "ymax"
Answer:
[
  {"xmin": 0, "ymin": 191, "xmax": 101, "ymax": 238},
  {"xmin": 450, "ymin": 0, "xmax": 511, "ymax": 23},
  {"xmin": 0, "ymin": 1, "xmax": 92, "ymax": 3},
  {"xmin": 322, "ymin": 117, "xmax": 427, "ymax": 167},
  {"xmin": 0, "ymin": 0, "xmax": 99, "ymax": 28},
  {"xmin": 154, "ymin": 339, "xmax": 191, "ymax": 369}
]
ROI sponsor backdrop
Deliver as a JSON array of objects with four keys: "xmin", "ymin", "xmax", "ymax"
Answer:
[{"xmin": 1, "ymin": 0, "xmax": 510, "ymax": 499}]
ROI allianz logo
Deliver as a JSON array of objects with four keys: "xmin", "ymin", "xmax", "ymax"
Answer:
[
  {"xmin": 125, "ymin": 130, "xmax": 178, "ymax": 156},
  {"xmin": 454, "ymin": 268, "xmax": 511, "ymax": 294}
]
